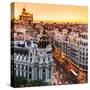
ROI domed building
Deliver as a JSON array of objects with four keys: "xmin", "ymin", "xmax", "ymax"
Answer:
[
  {"xmin": 19, "ymin": 8, "xmax": 33, "ymax": 26},
  {"xmin": 12, "ymin": 29, "xmax": 53, "ymax": 83},
  {"xmin": 36, "ymin": 29, "xmax": 53, "ymax": 81}
]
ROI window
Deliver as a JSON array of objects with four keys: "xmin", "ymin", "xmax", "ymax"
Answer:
[
  {"xmin": 26, "ymin": 73, "xmax": 28, "ymax": 79},
  {"xmin": 80, "ymin": 52, "xmax": 81, "ymax": 55},
  {"xmin": 22, "ymin": 55, "xmax": 24, "ymax": 60},
  {"xmin": 83, "ymin": 57, "xmax": 84, "ymax": 60},
  {"xmin": 26, "ymin": 56, "xmax": 28, "ymax": 61},
  {"xmin": 83, "ymin": 48, "xmax": 84, "ymax": 51},
  {"xmin": 83, "ymin": 53, "xmax": 84, "ymax": 56},
  {"xmin": 86, "ymin": 53, "xmax": 88, "ymax": 56},
  {"xmin": 80, "ymin": 56, "xmax": 81, "ymax": 59},
  {"xmin": 38, "ymin": 58, "xmax": 40, "ymax": 62},
  {"xmin": 49, "ymin": 67, "xmax": 51, "ymax": 79},
  {"xmin": 86, "ymin": 66, "xmax": 88, "ymax": 70},
  {"xmin": 86, "ymin": 61, "xmax": 88, "ymax": 64},
  {"xmin": 18, "ymin": 56, "xmax": 20, "ymax": 59},
  {"xmin": 83, "ymin": 61, "xmax": 84, "ymax": 63},
  {"xmin": 42, "ymin": 68, "xmax": 46, "ymax": 80},
  {"xmin": 18, "ymin": 71, "xmax": 20, "ymax": 76},
  {"xmin": 30, "ymin": 58, "xmax": 32, "ymax": 62},
  {"xmin": 22, "ymin": 65, "xmax": 24, "ymax": 69},
  {"xmin": 83, "ymin": 65, "xmax": 85, "ymax": 69},
  {"xmin": 43, "ymin": 68, "xmax": 45, "ymax": 72},
  {"xmin": 29, "ymin": 67, "xmax": 32, "ymax": 72},
  {"xmin": 29, "ymin": 74, "xmax": 32, "ymax": 79},
  {"xmin": 18, "ymin": 64, "xmax": 20, "ymax": 69},
  {"xmin": 43, "ymin": 58, "xmax": 45, "ymax": 62},
  {"xmin": 86, "ymin": 57, "xmax": 88, "ymax": 60},
  {"xmin": 40, "ymin": 52, "xmax": 42, "ymax": 54},
  {"xmin": 48, "ymin": 57, "xmax": 50, "ymax": 61},
  {"xmin": 30, "ymin": 53, "xmax": 32, "ymax": 57},
  {"xmin": 26, "ymin": 66, "xmax": 28, "ymax": 70}
]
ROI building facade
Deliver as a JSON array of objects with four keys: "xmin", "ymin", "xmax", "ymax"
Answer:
[
  {"xmin": 53, "ymin": 30, "xmax": 88, "ymax": 71},
  {"xmin": 11, "ymin": 30, "xmax": 53, "ymax": 82}
]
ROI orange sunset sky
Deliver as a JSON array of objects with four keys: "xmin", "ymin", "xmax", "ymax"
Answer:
[{"xmin": 12, "ymin": 2, "xmax": 88, "ymax": 23}]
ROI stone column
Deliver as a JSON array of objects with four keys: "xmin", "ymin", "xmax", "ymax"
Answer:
[
  {"xmin": 39, "ymin": 68, "xmax": 41, "ymax": 80},
  {"xmin": 50, "ymin": 66, "xmax": 52, "ymax": 80},
  {"xmin": 20, "ymin": 71, "xmax": 22, "ymax": 77},
  {"xmin": 46, "ymin": 68, "xmax": 48, "ymax": 81},
  {"xmin": 41, "ymin": 68, "xmax": 43, "ymax": 80},
  {"xmin": 39, "ymin": 68, "xmax": 42, "ymax": 80},
  {"xmin": 27, "ymin": 73, "xmax": 29, "ymax": 80},
  {"xmin": 32, "ymin": 67, "xmax": 34, "ymax": 80},
  {"xmin": 24, "ymin": 72, "xmax": 26, "ymax": 78},
  {"xmin": 34, "ymin": 68, "xmax": 37, "ymax": 80},
  {"xmin": 28, "ymin": 50, "xmax": 30, "ymax": 62},
  {"xmin": 16, "ymin": 70, "xmax": 18, "ymax": 76}
]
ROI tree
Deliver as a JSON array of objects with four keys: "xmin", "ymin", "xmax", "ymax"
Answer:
[
  {"xmin": 27, "ymin": 80, "xmax": 49, "ymax": 87},
  {"xmin": 14, "ymin": 76, "xmax": 27, "ymax": 87}
]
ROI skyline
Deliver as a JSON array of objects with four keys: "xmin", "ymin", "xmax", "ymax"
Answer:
[{"xmin": 12, "ymin": 2, "xmax": 88, "ymax": 23}]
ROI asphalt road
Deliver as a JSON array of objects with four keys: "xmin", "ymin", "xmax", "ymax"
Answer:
[{"xmin": 52, "ymin": 57, "xmax": 79, "ymax": 85}]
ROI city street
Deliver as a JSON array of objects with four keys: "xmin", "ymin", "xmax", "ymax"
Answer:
[
  {"xmin": 52, "ymin": 58, "xmax": 76, "ymax": 85},
  {"xmin": 51, "ymin": 48, "xmax": 80, "ymax": 85}
]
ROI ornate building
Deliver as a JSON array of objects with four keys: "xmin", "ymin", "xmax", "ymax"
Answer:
[
  {"xmin": 11, "ymin": 30, "xmax": 53, "ymax": 82},
  {"xmin": 19, "ymin": 8, "xmax": 33, "ymax": 26},
  {"xmin": 53, "ymin": 30, "xmax": 88, "ymax": 71}
]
